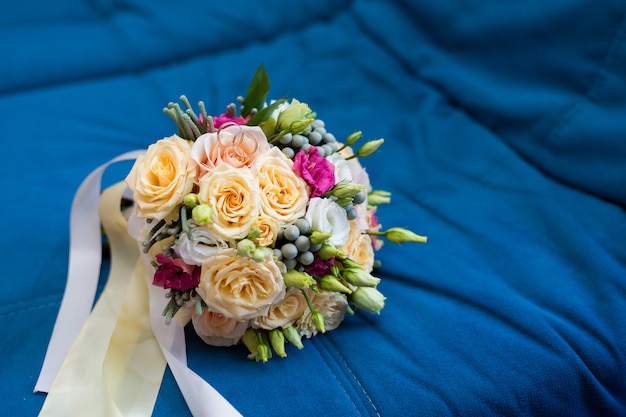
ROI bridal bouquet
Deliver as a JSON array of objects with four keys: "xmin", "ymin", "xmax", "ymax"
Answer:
[{"xmin": 124, "ymin": 65, "xmax": 426, "ymax": 361}]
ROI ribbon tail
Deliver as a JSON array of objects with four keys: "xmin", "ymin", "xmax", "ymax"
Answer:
[
  {"xmin": 141, "ymin": 253, "xmax": 244, "ymax": 417},
  {"xmin": 39, "ymin": 182, "xmax": 166, "ymax": 417},
  {"xmin": 103, "ymin": 260, "xmax": 167, "ymax": 416},
  {"xmin": 36, "ymin": 151, "xmax": 145, "ymax": 393}
]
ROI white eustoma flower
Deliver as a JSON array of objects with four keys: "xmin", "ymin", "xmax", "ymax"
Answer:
[
  {"xmin": 304, "ymin": 197, "xmax": 350, "ymax": 247},
  {"xmin": 326, "ymin": 152, "xmax": 352, "ymax": 184},
  {"xmin": 173, "ymin": 221, "xmax": 229, "ymax": 265}
]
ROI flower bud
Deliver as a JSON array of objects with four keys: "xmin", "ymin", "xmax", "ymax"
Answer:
[
  {"xmin": 257, "ymin": 336, "xmax": 271, "ymax": 363},
  {"xmin": 183, "ymin": 193, "xmax": 200, "ymax": 208},
  {"xmin": 341, "ymin": 268, "xmax": 381, "ymax": 287},
  {"xmin": 345, "ymin": 131, "xmax": 362, "ymax": 146},
  {"xmin": 251, "ymin": 248, "xmax": 268, "ymax": 262},
  {"xmin": 341, "ymin": 258, "xmax": 362, "ymax": 270},
  {"xmin": 282, "ymin": 269, "xmax": 316, "ymax": 289},
  {"xmin": 349, "ymin": 287, "xmax": 386, "ymax": 315},
  {"xmin": 276, "ymin": 99, "xmax": 315, "ymax": 134},
  {"xmin": 318, "ymin": 244, "xmax": 345, "ymax": 260},
  {"xmin": 367, "ymin": 190, "xmax": 391, "ymax": 206},
  {"xmin": 289, "ymin": 118, "xmax": 315, "ymax": 134},
  {"xmin": 269, "ymin": 329, "xmax": 287, "ymax": 358},
  {"xmin": 242, "ymin": 329, "xmax": 272, "ymax": 362},
  {"xmin": 237, "ymin": 239, "xmax": 256, "ymax": 258},
  {"xmin": 319, "ymin": 275, "xmax": 353, "ymax": 294},
  {"xmin": 241, "ymin": 328, "xmax": 257, "ymax": 352},
  {"xmin": 383, "ymin": 227, "xmax": 428, "ymax": 244},
  {"xmin": 311, "ymin": 311, "xmax": 326, "ymax": 334},
  {"xmin": 248, "ymin": 227, "xmax": 262, "ymax": 240},
  {"xmin": 327, "ymin": 182, "xmax": 366, "ymax": 202},
  {"xmin": 356, "ymin": 138, "xmax": 384, "ymax": 158},
  {"xmin": 241, "ymin": 329, "xmax": 263, "ymax": 362},
  {"xmin": 309, "ymin": 230, "xmax": 332, "ymax": 245},
  {"xmin": 191, "ymin": 204, "xmax": 213, "ymax": 225},
  {"xmin": 282, "ymin": 326, "xmax": 304, "ymax": 349}
]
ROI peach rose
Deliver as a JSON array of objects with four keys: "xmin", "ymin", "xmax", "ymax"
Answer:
[
  {"xmin": 252, "ymin": 288, "xmax": 308, "ymax": 330},
  {"xmin": 191, "ymin": 308, "xmax": 249, "ymax": 347},
  {"xmin": 341, "ymin": 220, "xmax": 375, "ymax": 272},
  {"xmin": 197, "ymin": 248, "xmax": 286, "ymax": 320},
  {"xmin": 252, "ymin": 147, "xmax": 308, "ymax": 225},
  {"xmin": 125, "ymin": 135, "xmax": 195, "ymax": 220},
  {"xmin": 297, "ymin": 290, "xmax": 348, "ymax": 338},
  {"xmin": 191, "ymin": 125, "xmax": 270, "ymax": 178},
  {"xmin": 252, "ymin": 215, "xmax": 280, "ymax": 247},
  {"xmin": 197, "ymin": 163, "xmax": 261, "ymax": 240}
]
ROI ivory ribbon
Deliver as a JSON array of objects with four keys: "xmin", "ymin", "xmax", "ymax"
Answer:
[
  {"xmin": 36, "ymin": 153, "xmax": 243, "ymax": 416},
  {"xmin": 36, "ymin": 151, "xmax": 145, "ymax": 392},
  {"xmin": 39, "ymin": 182, "xmax": 165, "ymax": 416}
]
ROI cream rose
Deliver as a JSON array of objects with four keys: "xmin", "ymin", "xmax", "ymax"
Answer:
[
  {"xmin": 197, "ymin": 248, "xmax": 286, "ymax": 320},
  {"xmin": 297, "ymin": 291, "xmax": 348, "ymax": 338},
  {"xmin": 197, "ymin": 163, "xmax": 261, "ymax": 240},
  {"xmin": 252, "ymin": 215, "xmax": 280, "ymax": 247},
  {"xmin": 252, "ymin": 288, "xmax": 308, "ymax": 330},
  {"xmin": 125, "ymin": 135, "xmax": 195, "ymax": 220},
  {"xmin": 341, "ymin": 220, "xmax": 375, "ymax": 272},
  {"xmin": 191, "ymin": 125, "xmax": 270, "ymax": 178},
  {"xmin": 252, "ymin": 147, "xmax": 308, "ymax": 225},
  {"xmin": 304, "ymin": 197, "xmax": 350, "ymax": 247},
  {"xmin": 191, "ymin": 308, "xmax": 249, "ymax": 347}
]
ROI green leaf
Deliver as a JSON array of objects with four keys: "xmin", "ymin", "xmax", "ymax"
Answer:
[
  {"xmin": 246, "ymin": 98, "xmax": 286, "ymax": 126},
  {"xmin": 241, "ymin": 64, "xmax": 270, "ymax": 117}
]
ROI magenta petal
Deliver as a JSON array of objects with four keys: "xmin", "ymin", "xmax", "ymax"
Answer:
[
  {"xmin": 152, "ymin": 254, "xmax": 200, "ymax": 291},
  {"xmin": 294, "ymin": 147, "xmax": 335, "ymax": 198}
]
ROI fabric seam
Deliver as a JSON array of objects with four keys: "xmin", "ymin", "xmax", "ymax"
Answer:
[
  {"xmin": 311, "ymin": 337, "xmax": 364, "ymax": 416},
  {"xmin": 315, "ymin": 336, "xmax": 381, "ymax": 417}
]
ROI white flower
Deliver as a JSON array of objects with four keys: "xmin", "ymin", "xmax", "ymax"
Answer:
[
  {"xmin": 326, "ymin": 152, "xmax": 352, "ymax": 184},
  {"xmin": 297, "ymin": 291, "xmax": 348, "ymax": 338},
  {"xmin": 304, "ymin": 197, "xmax": 350, "ymax": 247},
  {"xmin": 173, "ymin": 221, "xmax": 229, "ymax": 265}
]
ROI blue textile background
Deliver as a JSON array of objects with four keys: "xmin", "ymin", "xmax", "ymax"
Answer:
[{"xmin": 1, "ymin": 1, "xmax": 625, "ymax": 416}]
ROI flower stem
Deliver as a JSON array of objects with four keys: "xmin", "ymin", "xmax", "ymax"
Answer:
[
  {"xmin": 142, "ymin": 219, "xmax": 166, "ymax": 251},
  {"xmin": 180, "ymin": 206, "xmax": 192, "ymax": 239},
  {"xmin": 301, "ymin": 289, "xmax": 316, "ymax": 313}
]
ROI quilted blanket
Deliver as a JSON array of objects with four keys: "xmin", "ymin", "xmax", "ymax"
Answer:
[{"xmin": 2, "ymin": 1, "xmax": 625, "ymax": 416}]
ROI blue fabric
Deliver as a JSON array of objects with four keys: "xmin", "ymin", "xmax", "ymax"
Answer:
[{"xmin": 1, "ymin": 1, "xmax": 625, "ymax": 416}]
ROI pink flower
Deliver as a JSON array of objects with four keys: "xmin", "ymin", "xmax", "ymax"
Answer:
[
  {"xmin": 293, "ymin": 147, "xmax": 335, "ymax": 198},
  {"xmin": 153, "ymin": 253, "xmax": 200, "ymax": 291},
  {"xmin": 304, "ymin": 255, "xmax": 335, "ymax": 278},
  {"xmin": 211, "ymin": 112, "xmax": 249, "ymax": 129},
  {"xmin": 367, "ymin": 209, "xmax": 384, "ymax": 250}
]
